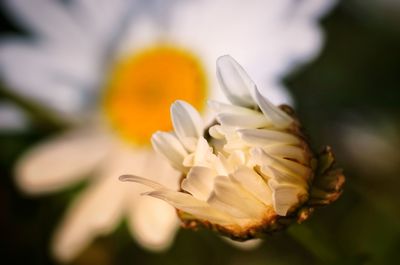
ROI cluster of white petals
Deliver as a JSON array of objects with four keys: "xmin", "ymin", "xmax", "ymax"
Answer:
[{"xmin": 122, "ymin": 56, "xmax": 312, "ymax": 233}]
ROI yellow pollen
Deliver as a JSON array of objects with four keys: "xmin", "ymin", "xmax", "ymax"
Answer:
[{"xmin": 102, "ymin": 47, "xmax": 207, "ymax": 145}]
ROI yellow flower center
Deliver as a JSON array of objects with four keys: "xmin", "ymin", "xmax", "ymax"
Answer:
[{"xmin": 102, "ymin": 46, "xmax": 207, "ymax": 145}]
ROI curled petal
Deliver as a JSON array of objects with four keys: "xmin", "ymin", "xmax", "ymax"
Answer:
[{"xmin": 119, "ymin": 174, "xmax": 167, "ymax": 190}]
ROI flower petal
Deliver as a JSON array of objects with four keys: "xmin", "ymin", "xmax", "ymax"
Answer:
[
  {"xmin": 208, "ymin": 176, "xmax": 267, "ymax": 219},
  {"xmin": 171, "ymin": 100, "xmax": 203, "ymax": 151},
  {"xmin": 151, "ymin": 131, "xmax": 188, "ymax": 172},
  {"xmin": 71, "ymin": 0, "xmax": 134, "ymax": 43},
  {"xmin": 263, "ymin": 144, "xmax": 307, "ymax": 163},
  {"xmin": 181, "ymin": 166, "xmax": 216, "ymax": 201},
  {"xmin": 250, "ymin": 148, "xmax": 310, "ymax": 187},
  {"xmin": 15, "ymin": 128, "xmax": 112, "ymax": 194},
  {"xmin": 254, "ymin": 88, "xmax": 293, "ymax": 129},
  {"xmin": 0, "ymin": 39, "xmax": 100, "ymax": 115},
  {"xmin": 216, "ymin": 112, "xmax": 270, "ymax": 129},
  {"xmin": 119, "ymin": 174, "xmax": 167, "ymax": 190},
  {"xmin": 127, "ymin": 195, "xmax": 179, "ymax": 251},
  {"xmin": 216, "ymin": 55, "xmax": 256, "ymax": 107},
  {"xmin": 269, "ymin": 180, "xmax": 304, "ymax": 216},
  {"xmin": 238, "ymin": 128, "xmax": 301, "ymax": 146},
  {"xmin": 3, "ymin": 0, "xmax": 85, "ymax": 42},
  {"xmin": 146, "ymin": 189, "xmax": 234, "ymax": 225},
  {"xmin": 230, "ymin": 166, "xmax": 272, "ymax": 206},
  {"xmin": 52, "ymin": 172, "xmax": 127, "ymax": 262},
  {"xmin": 115, "ymin": 148, "xmax": 180, "ymax": 251}
]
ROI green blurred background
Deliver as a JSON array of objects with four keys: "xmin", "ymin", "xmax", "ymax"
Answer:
[{"xmin": 1, "ymin": 0, "xmax": 400, "ymax": 264}]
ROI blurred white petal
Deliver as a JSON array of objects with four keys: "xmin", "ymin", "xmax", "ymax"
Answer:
[
  {"xmin": 52, "ymin": 158, "xmax": 128, "ymax": 262},
  {"xmin": 15, "ymin": 127, "xmax": 112, "ymax": 194},
  {"xmin": 2, "ymin": 0, "xmax": 86, "ymax": 43},
  {"xmin": 70, "ymin": 0, "xmax": 134, "ymax": 44},
  {"xmin": 114, "ymin": 15, "xmax": 160, "ymax": 58},
  {"xmin": 168, "ymin": 0, "xmax": 336, "ymax": 105},
  {"xmin": 128, "ymin": 195, "xmax": 179, "ymax": 251},
  {"xmin": 112, "ymin": 149, "xmax": 180, "ymax": 251},
  {"xmin": 0, "ymin": 39, "xmax": 101, "ymax": 115}
]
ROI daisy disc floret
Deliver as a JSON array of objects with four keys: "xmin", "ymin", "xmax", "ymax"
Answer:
[{"xmin": 121, "ymin": 55, "xmax": 344, "ymax": 240}]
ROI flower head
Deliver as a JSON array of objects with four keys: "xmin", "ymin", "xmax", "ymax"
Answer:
[{"xmin": 121, "ymin": 55, "xmax": 344, "ymax": 240}]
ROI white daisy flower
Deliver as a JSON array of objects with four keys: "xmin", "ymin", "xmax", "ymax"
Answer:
[
  {"xmin": 122, "ymin": 55, "xmax": 344, "ymax": 240},
  {"xmin": 0, "ymin": 0, "xmax": 336, "ymax": 262}
]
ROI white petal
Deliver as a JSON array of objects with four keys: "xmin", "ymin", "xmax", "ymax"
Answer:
[
  {"xmin": 168, "ymin": 0, "xmax": 333, "ymax": 108},
  {"xmin": 269, "ymin": 180, "xmax": 303, "ymax": 216},
  {"xmin": 208, "ymin": 100, "xmax": 257, "ymax": 115},
  {"xmin": 254, "ymin": 88, "xmax": 293, "ymax": 129},
  {"xmin": 0, "ymin": 40, "xmax": 100, "ymax": 115},
  {"xmin": 119, "ymin": 175, "xmax": 167, "ymax": 190},
  {"xmin": 151, "ymin": 131, "xmax": 188, "ymax": 172},
  {"xmin": 265, "ymin": 166, "xmax": 308, "ymax": 192},
  {"xmin": 209, "ymin": 125, "xmax": 225, "ymax": 139},
  {"xmin": 208, "ymin": 176, "xmax": 267, "ymax": 219},
  {"xmin": 171, "ymin": 100, "xmax": 203, "ymax": 151},
  {"xmin": 71, "ymin": 0, "xmax": 133, "ymax": 44},
  {"xmin": 15, "ymin": 128, "xmax": 112, "ymax": 194},
  {"xmin": 146, "ymin": 189, "xmax": 234, "ymax": 225},
  {"xmin": 216, "ymin": 55, "xmax": 256, "ymax": 107},
  {"xmin": 238, "ymin": 128, "xmax": 300, "ymax": 146},
  {"xmin": 181, "ymin": 166, "xmax": 216, "ymax": 201},
  {"xmin": 52, "ymin": 171, "xmax": 127, "ymax": 262},
  {"xmin": 115, "ymin": 148, "xmax": 180, "ymax": 250},
  {"xmin": 217, "ymin": 151, "xmax": 246, "ymax": 174},
  {"xmin": 3, "ymin": 0, "xmax": 86, "ymax": 43},
  {"xmin": 230, "ymin": 166, "xmax": 272, "ymax": 206},
  {"xmin": 250, "ymin": 148, "xmax": 310, "ymax": 186},
  {"xmin": 263, "ymin": 145, "xmax": 307, "ymax": 163},
  {"xmin": 182, "ymin": 137, "xmax": 214, "ymax": 168},
  {"xmin": 216, "ymin": 112, "xmax": 270, "ymax": 128}
]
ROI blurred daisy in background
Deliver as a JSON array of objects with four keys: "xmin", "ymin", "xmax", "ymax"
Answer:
[{"xmin": 0, "ymin": 0, "xmax": 335, "ymax": 262}]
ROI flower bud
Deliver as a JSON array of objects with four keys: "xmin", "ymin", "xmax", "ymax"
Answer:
[{"xmin": 121, "ymin": 55, "xmax": 344, "ymax": 241}]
